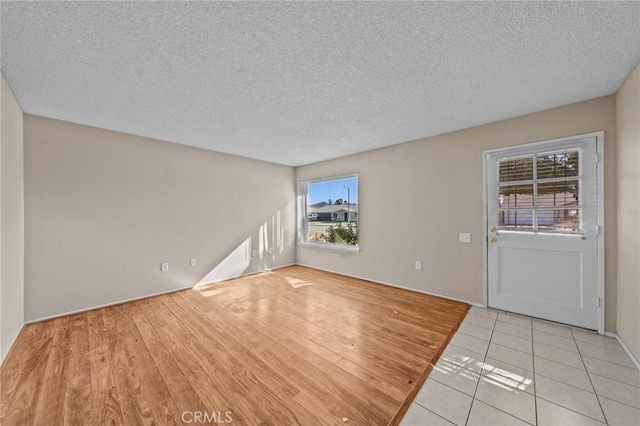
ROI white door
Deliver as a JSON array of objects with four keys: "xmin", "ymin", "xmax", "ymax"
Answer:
[{"xmin": 486, "ymin": 135, "xmax": 602, "ymax": 330}]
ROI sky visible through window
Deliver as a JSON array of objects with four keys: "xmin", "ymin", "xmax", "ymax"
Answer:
[{"xmin": 308, "ymin": 176, "xmax": 358, "ymax": 205}]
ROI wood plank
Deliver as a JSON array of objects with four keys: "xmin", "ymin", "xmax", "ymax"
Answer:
[
  {"xmin": 100, "ymin": 306, "xmax": 150, "ymax": 426},
  {"xmin": 62, "ymin": 313, "xmax": 92, "ymax": 425},
  {"xmin": 131, "ymin": 304, "xmax": 209, "ymax": 416},
  {"xmin": 86, "ymin": 307, "xmax": 125, "ymax": 425},
  {"xmin": 107, "ymin": 303, "xmax": 182, "ymax": 424},
  {"xmin": 31, "ymin": 316, "xmax": 72, "ymax": 426},
  {"xmin": 0, "ymin": 320, "xmax": 55, "ymax": 424}
]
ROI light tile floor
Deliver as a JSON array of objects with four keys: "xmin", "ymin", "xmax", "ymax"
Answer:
[{"xmin": 401, "ymin": 307, "xmax": 640, "ymax": 426}]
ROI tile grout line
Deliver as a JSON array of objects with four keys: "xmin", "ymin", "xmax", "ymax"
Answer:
[
  {"xmin": 497, "ymin": 317, "xmax": 620, "ymax": 424},
  {"xmin": 571, "ymin": 327, "xmax": 609, "ymax": 425},
  {"xmin": 577, "ymin": 349, "xmax": 637, "ymax": 369},
  {"xmin": 459, "ymin": 311, "xmax": 637, "ymax": 426},
  {"xmin": 462, "ymin": 318, "xmax": 498, "ymax": 331},
  {"xmin": 411, "ymin": 402, "xmax": 455, "ymax": 425},
  {"xmin": 411, "ymin": 364, "xmax": 470, "ymax": 424},
  {"xmin": 463, "ymin": 314, "xmax": 497, "ymax": 425},
  {"xmin": 573, "ymin": 338, "xmax": 626, "ymax": 354},
  {"xmin": 476, "ymin": 327, "xmax": 623, "ymax": 387},
  {"xmin": 595, "ymin": 394, "xmax": 640, "ymax": 412},
  {"xmin": 533, "ymin": 326, "xmax": 579, "ymax": 341},
  {"xmin": 530, "ymin": 317, "xmax": 538, "ymax": 426},
  {"xmin": 495, "ymin": 316, "xmax": 613, "ymax": 425},
  {"xmin": 471, "ymin": 397, "xmax": 537, "ymax": 426},
  {"xmin": 464, "ymin": 311, "xmax": 639, "ymax": 425},
  {"xmin": 533, "ymin": 368, "xmax": 616, "ymax": 395},
  {"xmin": 533, "ymin": 370, "xmax": 606, "ymax": 394},
  {"xmin": 535, "ymin": 394, "xmax": 613, "ymax": 424},
  {"xmin": 534, "ymin": 335, "xmax": 640, "ymax": 415},
  {"xmin": 412, "ymin": 310, "xmax": 493, "ymax": 426},
  {"xmin": 457, "ymin": 329, "xmax": 493, "ymax": 342},
  {"xmin": 473, "ymin": 313, "xmax": 537, "ymax": 425},
  {"xmin": 482, "ymin": 344, "xmax": 535, "ymax": 373},
  {"xmin": 491, "ymin": 339, "xmax": 588, "ymax": 371},
  {"xmin": 587, "ymin": 370, "xmax": 640, "ymax": 390}
]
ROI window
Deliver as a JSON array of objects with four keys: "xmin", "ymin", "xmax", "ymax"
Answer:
[
  {"xmin": 299, "ymin": 175, "xmax": 359, "ymax": 249},
  {"xmin": 497, "ymin": 148, "xmax": 582, "ymax": 233}
]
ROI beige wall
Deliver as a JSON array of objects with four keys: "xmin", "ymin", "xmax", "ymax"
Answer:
[
  {"xmin": 24, "ymin": 115, "xmax": 296, "ymax": 321},
  {"xmin": 1, "ymin": 75, "xmax": 25, "ymax": 363},
  {"xmin": 297, "ymin": 95, "xmax": 618, "ymax": 331},
  {"xmin": 616, "ymin": 63, "xmax": 640, "ymax": 359}
]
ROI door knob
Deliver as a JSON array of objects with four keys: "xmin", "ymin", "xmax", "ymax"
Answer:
[{"xmin": 490, "ymin": 237, "xmax": 498, "ymax": 243}]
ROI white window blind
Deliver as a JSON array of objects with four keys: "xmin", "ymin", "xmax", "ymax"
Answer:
[{"xmin": 497, "ymin": 148, "xmax": 583, "ymax": 233}]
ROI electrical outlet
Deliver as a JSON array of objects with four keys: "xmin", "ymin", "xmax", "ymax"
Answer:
[
  {"xmin": 190, "ymin": 258, "xmax": 197, "ymax": 267},
  {"xmin": 251, "ymin": 249, "xmax": 257, "ymax": 258},
  {"xmin": 459, "ymin": 232, "xmax": 471, "ymax": 243},
  {"xmin": 161, "ymin": 262, "xmax": 169, "ymax": 272},
  {"xmin": 415, "ymin": 261, "xmax": 422, "ymax": 270},
  {"xmin": 268, "ymin": 248, "xmax": 273, "ymax": 255}
]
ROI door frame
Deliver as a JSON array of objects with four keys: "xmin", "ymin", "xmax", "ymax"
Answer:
[{"xmin": 482, "ymin": 131, "xmax": 605, "ymax": 334}]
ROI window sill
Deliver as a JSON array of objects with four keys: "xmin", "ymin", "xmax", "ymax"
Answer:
[{"xmin": 298, "ymin": 242, "xmax": 360, "ymax": 253}]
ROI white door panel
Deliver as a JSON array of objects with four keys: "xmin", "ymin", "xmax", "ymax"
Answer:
[
  {"xmin": 487, "ymin": 136, "xmax": 601, "ymax": 330},
  {"xmin": 498, "ymin": 248, "xmax": 582, "ymax": 304}
]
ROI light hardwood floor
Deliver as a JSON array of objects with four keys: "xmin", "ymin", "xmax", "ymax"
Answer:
[{"xmin": 0, "ymin": 266, "xmax": 469, "ymax": 425}]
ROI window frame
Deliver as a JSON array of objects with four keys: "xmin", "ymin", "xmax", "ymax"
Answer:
[{"xmin": 297, "ymin": 173, "xmax": 360, "ymax": 252}]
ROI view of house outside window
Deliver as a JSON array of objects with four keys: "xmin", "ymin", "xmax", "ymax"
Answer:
[{"xmin": 306, "ymin": 175, "xmax": 358, "ymax": 247}]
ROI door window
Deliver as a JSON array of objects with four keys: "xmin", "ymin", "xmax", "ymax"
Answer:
[{"xmin": 497, "ymin": 148, "xmax": 582, "ymax": 233}]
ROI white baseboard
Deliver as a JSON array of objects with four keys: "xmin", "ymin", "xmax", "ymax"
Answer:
[
  {"xmin": 25, "ymin": 263, "xmax": 296, "ymax": 324},
  {"xmin": 0, "ymin": 324, "xmax": 25, "ymax": 368},
  {"xmin": 604, "ymin": 332, "xmax": 640, "ymax": 371},
  {"xmin": 25, "ymin": 285, "xmax": 192, "ymax": 324},
  {"xmin": 296, "ymin": 263, "xmax": 484, "ymax": 308}
]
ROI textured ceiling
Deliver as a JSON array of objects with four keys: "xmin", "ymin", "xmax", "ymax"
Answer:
[{"xmin": 1, "ymin": 2, "xmax": 639, "ymax": 166}]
